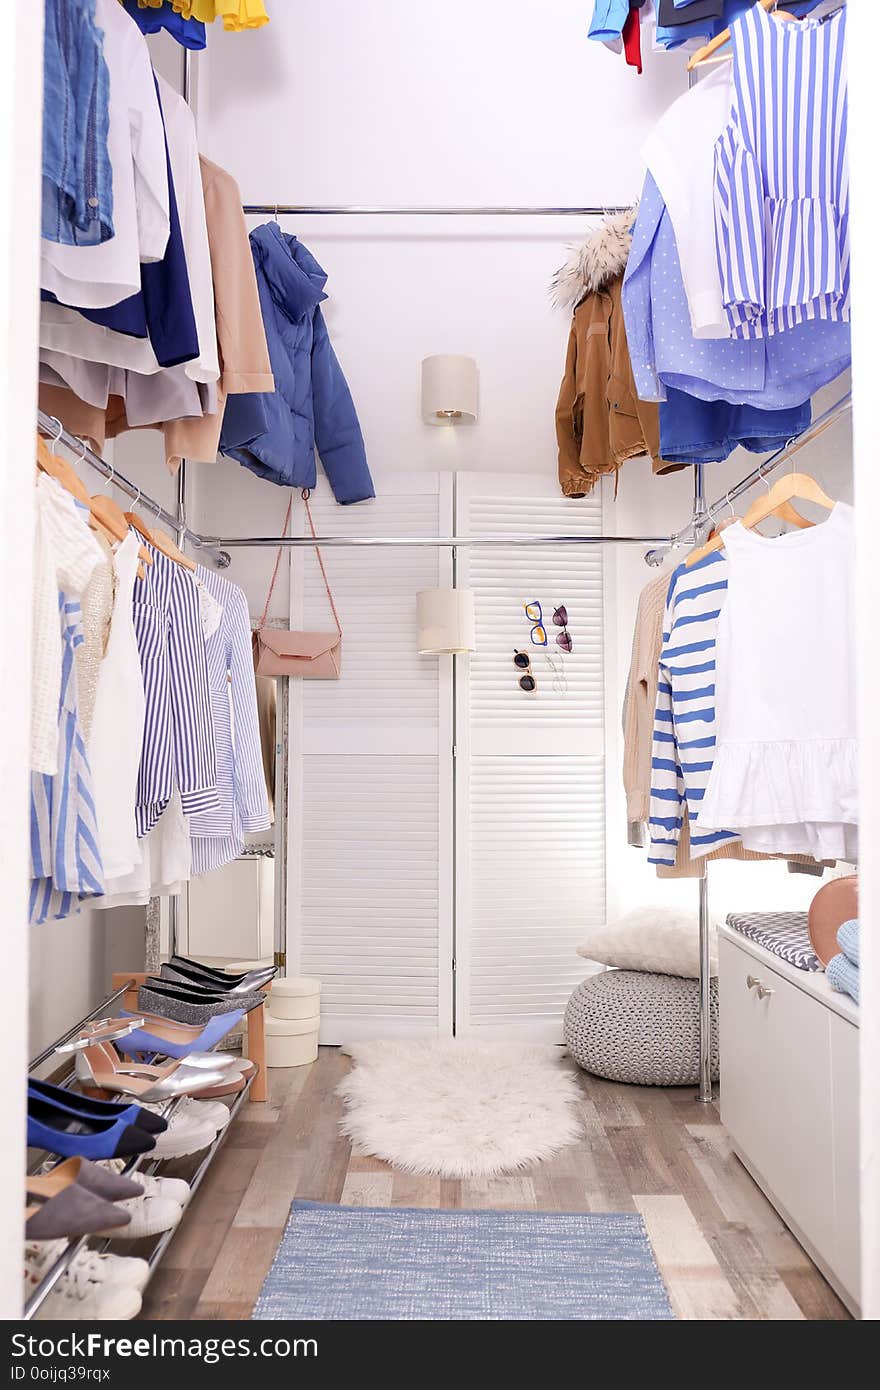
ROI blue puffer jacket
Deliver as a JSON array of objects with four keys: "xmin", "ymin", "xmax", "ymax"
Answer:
[{"xmin": 220, "ymin": 224, "xmax": 374, "ymax": 504}]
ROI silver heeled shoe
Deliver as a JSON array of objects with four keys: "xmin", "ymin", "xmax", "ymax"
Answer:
[{"xmin": 73, "ymin": 1038, "xmax": 227, "ymax": 1103}]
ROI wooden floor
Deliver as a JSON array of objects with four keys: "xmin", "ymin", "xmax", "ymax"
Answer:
[{"xmin": 139, "ymin": 1047, "xmax": 850, "ymax": 1321}]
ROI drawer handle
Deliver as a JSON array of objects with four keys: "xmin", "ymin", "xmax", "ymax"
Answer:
[
  {"xmin": 756, "ymin": 984, "xmax": 774, "ymax": 1000},
  {"xmin": 746, "ymin": 974, "xmax": 760, "ymax": 990}
]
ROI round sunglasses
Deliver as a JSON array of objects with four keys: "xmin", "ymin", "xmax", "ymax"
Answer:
[
  {"xmin": 524, "ymin": 602, "xmax": 573, "ymax": 652},
  {"xmin": 513, "ymin": 650, "xmax": 537, "ymax": 692}
]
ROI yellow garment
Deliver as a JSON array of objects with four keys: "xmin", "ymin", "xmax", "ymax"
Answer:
[{"xmin": 139, "ymin": 1, "xmax": 269, "ymax": 29}]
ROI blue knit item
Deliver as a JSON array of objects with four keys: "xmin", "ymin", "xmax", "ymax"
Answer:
[
  {"xmin": 826, "ymin": 952, "xmax": 860, "ymax": 1005},
  {"xmin": 837, "ymin": 918, "xmax": 859, "ymax": 968}
]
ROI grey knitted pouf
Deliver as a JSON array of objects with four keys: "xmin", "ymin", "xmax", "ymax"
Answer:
[{"xmin": 564, "ymin": 970, "xmax": 719, "ymax": 1087}]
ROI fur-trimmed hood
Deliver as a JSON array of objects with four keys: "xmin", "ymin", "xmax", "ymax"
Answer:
[{"xmin": 550, "ymin": 209, "xmax": 636, "ymax": 310}]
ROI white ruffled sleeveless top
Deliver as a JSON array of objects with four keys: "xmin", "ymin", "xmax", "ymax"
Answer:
[{"xmin": 695, "ymin": 502, "xmax": 857, "ymax": 863}]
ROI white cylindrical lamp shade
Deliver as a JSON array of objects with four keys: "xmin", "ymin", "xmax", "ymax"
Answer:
[
  {"xmin": 421, "ymin": 354, "xmax": 478, "ymax": 424},
  {"xmin": 417, "ymin": 588, "xmax": 476, "ymax": 654}
]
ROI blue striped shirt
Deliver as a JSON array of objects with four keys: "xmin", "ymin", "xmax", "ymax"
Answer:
[
  {"xmin": 132, "ymin": 541, "xmax": 219, "ymax": 837},
  {"xmin": 30, "ymin": 594, "xmax": 105, "ymax": 924},
  {"xmin": 714, "ymin": 2, "xmax": 849, "ymax": 338},
  {"xmin": 648, "ymin": 552, "xmax": 741, "ymax": 868},
  {"xmin": 190, "ymin": 567, "xmax": 270, "ymax": 874}
]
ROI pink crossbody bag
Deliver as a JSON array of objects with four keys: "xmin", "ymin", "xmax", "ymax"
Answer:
[{"xmin": 252, "ymin": 494, "xmax": 343, "ymax": 679}]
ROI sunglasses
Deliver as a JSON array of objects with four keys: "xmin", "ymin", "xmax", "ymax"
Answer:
[
  {"xmin": 524, "ymin": 601, "xmax": 547, "ymax": 647},
  {"xmin": 513, "ymin": 650, "xmax": 537, "ymax": 692},
  {"xmin": 552, "ymin": 605, "xmax": 573, "ymax": 654}
]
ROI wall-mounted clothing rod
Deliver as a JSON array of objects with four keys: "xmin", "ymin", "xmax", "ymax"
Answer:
[
  {"xmin": 669, "ymin": 390, "xmax": 853, "ymax": 549},
  {"xmin": 37, "ymin": 409, "xmax": 192, "ymax": 540},
  {"xmin": 241, "ymin": 204, "xmax": 632, "ymax": 217},
  {"xmin": 38, "ymin": 391, "xmax": 852, "ymax": 556}
]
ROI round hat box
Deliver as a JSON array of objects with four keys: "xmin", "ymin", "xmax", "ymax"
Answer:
[
  {"xmin": 268, "ymin": 975, "xmax": 322, "ymax": 1020},
  {"xmin": 245, "ymin": 1013, "xmax": 320, "ymax": 1069}
]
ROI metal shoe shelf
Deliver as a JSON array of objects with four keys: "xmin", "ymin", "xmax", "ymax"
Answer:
[{"xmin": 24, "ymin": 980, "xmax": 266, "ymax": 1321}]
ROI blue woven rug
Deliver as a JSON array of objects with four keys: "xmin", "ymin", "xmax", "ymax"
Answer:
[{"xmin": 254, "ymin": 1201, "xmax": 674, "ymax": 1320}]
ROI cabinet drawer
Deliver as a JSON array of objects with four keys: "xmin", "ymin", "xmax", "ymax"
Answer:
[{"xmin": 719, "ymin": 935, "xmax": 835, "ymax": 1260}]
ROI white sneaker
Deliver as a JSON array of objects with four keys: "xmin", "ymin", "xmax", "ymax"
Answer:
[
  {"xmin": 96, "ymin": 1192, "xmax": 181, "ymax": 1240},
  {"xmin": 146, "ymin": 1107, "xmax": 217, "ymax": 1159},
  {"xmin": 83, "ymin": 1251, "xmax": 151, "ymax": 1293},
  {"xmin": 132, "ymin": 1171, "xmax": 191, "ymax": 1208},
  {"xmin": 24, "ymin": 1243, "xmax": 142, "ymax": 1321},
  {"xmin": 142, "ymin": 1095, "xmax": 230, "ymax": 1137},
  {"xmin": 175, "ymin": 1095, "xmax": 231, "ymax": 1132}
]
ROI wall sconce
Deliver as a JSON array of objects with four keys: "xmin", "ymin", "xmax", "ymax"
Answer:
[
  {"xmin": 421, "ymin": 355, "xmax": 478, "ymax": 425},
  {"xmin": 417, "ymin": 588, "xmax": 476, "ymax": 655}
]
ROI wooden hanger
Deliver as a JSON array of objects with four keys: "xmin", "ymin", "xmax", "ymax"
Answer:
[
  {"xmin": 132, "ymin": 501, "xmax": 197, "ymax": 572},
  {"xmin": 688, "ymin": 0, "xmax": 797, "ymax": 71},
  {"xmin": 37, "ymin": 428, "xmax": 152, "ymax": 563},
  {"xmin": 149, "ymin": 525, "xmax": 197, "ymax": 572},
  {"xmin": 686, "ymin": 471, "xmax": 835, "ymax": 566},
  {"xmin": 36, "ymin": 430, "xmax": 91, "ymax": 505}
]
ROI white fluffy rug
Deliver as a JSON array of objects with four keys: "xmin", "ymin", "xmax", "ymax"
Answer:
[{"xmin": 336, "ymin": 1039, "xmax": 583, "ymax": 1178}]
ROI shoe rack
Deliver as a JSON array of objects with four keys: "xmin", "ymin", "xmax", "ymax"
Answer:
[{"xmin": 24, "ymin": 977, "xmax": 267, "ymax": 1320}]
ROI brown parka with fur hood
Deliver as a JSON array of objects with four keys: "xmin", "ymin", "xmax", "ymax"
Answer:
[{"xmin": 551, "ymin": 211, "xmax": 677, "ymax": 498}]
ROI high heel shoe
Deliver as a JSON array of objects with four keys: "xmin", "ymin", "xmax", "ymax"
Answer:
[
  {"xmin": 73, "ymin": 1038, "xmax": 228, "ymax": 1103},
  {"xmin": 166, "ymin": 956, "xmax": 277, "ymax": 991},
  {"xmin": 115, "ymin": 1009, "xmax": 245, "ymax": 1061},
  {"xmin": 27, "ymin": 1078, "xmax": 168, "ymax": 1136},
  {"xmin": 138, "ymin": 978, "xmax": 266, "ymax": 1026},
  {"xmin": 27, "ymin": 1095, "xmax": 156, "ymax": 1161}
]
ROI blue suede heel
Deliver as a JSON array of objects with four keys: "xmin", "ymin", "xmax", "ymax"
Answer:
[{"xmin": 116, "ymin": 1009, "xmax": 245, "ymax": 1060}]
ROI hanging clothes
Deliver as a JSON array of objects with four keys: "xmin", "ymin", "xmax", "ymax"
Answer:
[
  {"xmin": 623, "ymin": 173, "xmax": 850, "ymax": 407},
  {"xmin": 220, "ymin": 226, "xmax": 374, "ymax": 504},
  {"xmin": 255, "ymin": 674, "xmax": 276, "ymax": 822},
  {"xmin": 696, "ymin": 505, "xmax": 858, "ymax": 861},
  {"xmin": 122, "ymin": 0, "xmax": 207, "ymax": 48},
  {"xmin": 189, "ymin": 566, "xmax": 271, "ymax": 874},
  {"xmin": 74, "ymin": 530, "xmax": 115, "ymax": 739},
  {"xmin": 40, "ymin": 74, "xmax": 218, "ymax": 385},
  {"xmin": 41, "ymin": 0, "xmax": 169, "ymax": 309},
  {"xmin": 38, "ymin": 155, "xmax": 273, "ymax": 467},
  {"xmin": 163, "ymin": 156, "xmax": 275, "ymax": 470},
  {"xmin": 88, "ymin": 531, "xmax": 147, "ymax": 881},
  {"xmin": 41, "ymin": 76, "xmax": 200, "ymax": 371},
  {"xmin": 658, "ymin": 390, "xmax": 811, "ymax": 466},
  {"xmin": 714, "ymin": 3, "xmax": 849, "ymax": 338},
  {"xmin": 42, "ymin": 0, "xmax": 113, "ymax": 247},
  {"xmin": 138, "ymin": 0, "xmax": 270, "ymax": 29},
  {"xmin": 30, "ymin": 594, "xmax": 105, "ymax": 925},
  {"xmin": 551, "ymin": 212, "xmax": 673, "ymax": 497},
  {"xmin": 627, "ymin": 565, "xmax": 809, "ymax": 877},
  {"xmin": 131, "ymin": 543, "xmax": 219, "ymax": 838},
  {"xmin": 96, "ymin": 788, "xmax": 191, "ymax": 907},
  {"xmin": 31, "ymin": 474, "xmax": 105, "ymax": 776}
]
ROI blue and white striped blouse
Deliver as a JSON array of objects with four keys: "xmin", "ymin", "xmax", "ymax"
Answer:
[
  {"xmin": 648, "ymin": 552, "xmax": 741, "ymax": 868},
  {"xmin": 132, "ymin": 541, "xmax": 219, "ymax": 837},
  {"xmin": 30, "ymin": 594, "xmax": 105, "ymax": 924},
  {"xmin": 189, "ymin": 566, "xmax": 270, "ymax": 875},
  {"xmin": 714, "ymin": 2, "xmax": 849, "ymax": 338}
]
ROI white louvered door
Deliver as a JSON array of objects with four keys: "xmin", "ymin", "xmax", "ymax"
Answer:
[
  {"xmin": 287, "ymin": 474, "xmax": 453, "ymax": 1042},
  {"xmin": 454, "ymin": 473, "xmax": 605, "ymax": 1040}
]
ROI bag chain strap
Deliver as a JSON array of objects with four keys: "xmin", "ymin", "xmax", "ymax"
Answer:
[{"xmin": 258, "ymin": 490, "xmax": 342, "ymax": 637}]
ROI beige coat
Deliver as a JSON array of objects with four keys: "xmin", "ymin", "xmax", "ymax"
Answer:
[{"xmin": 39, "ymin": 156, "xmax": 273, "ymax": 471}]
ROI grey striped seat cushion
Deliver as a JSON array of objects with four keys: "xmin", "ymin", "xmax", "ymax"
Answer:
[{"xmin": 726, "ymin": 911, "xmax": 821, "ymax": 972}]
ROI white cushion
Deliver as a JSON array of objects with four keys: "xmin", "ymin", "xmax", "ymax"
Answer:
[{"xmin": 576, "ymin": 907, "xmax": 717, "ymax": 979}]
